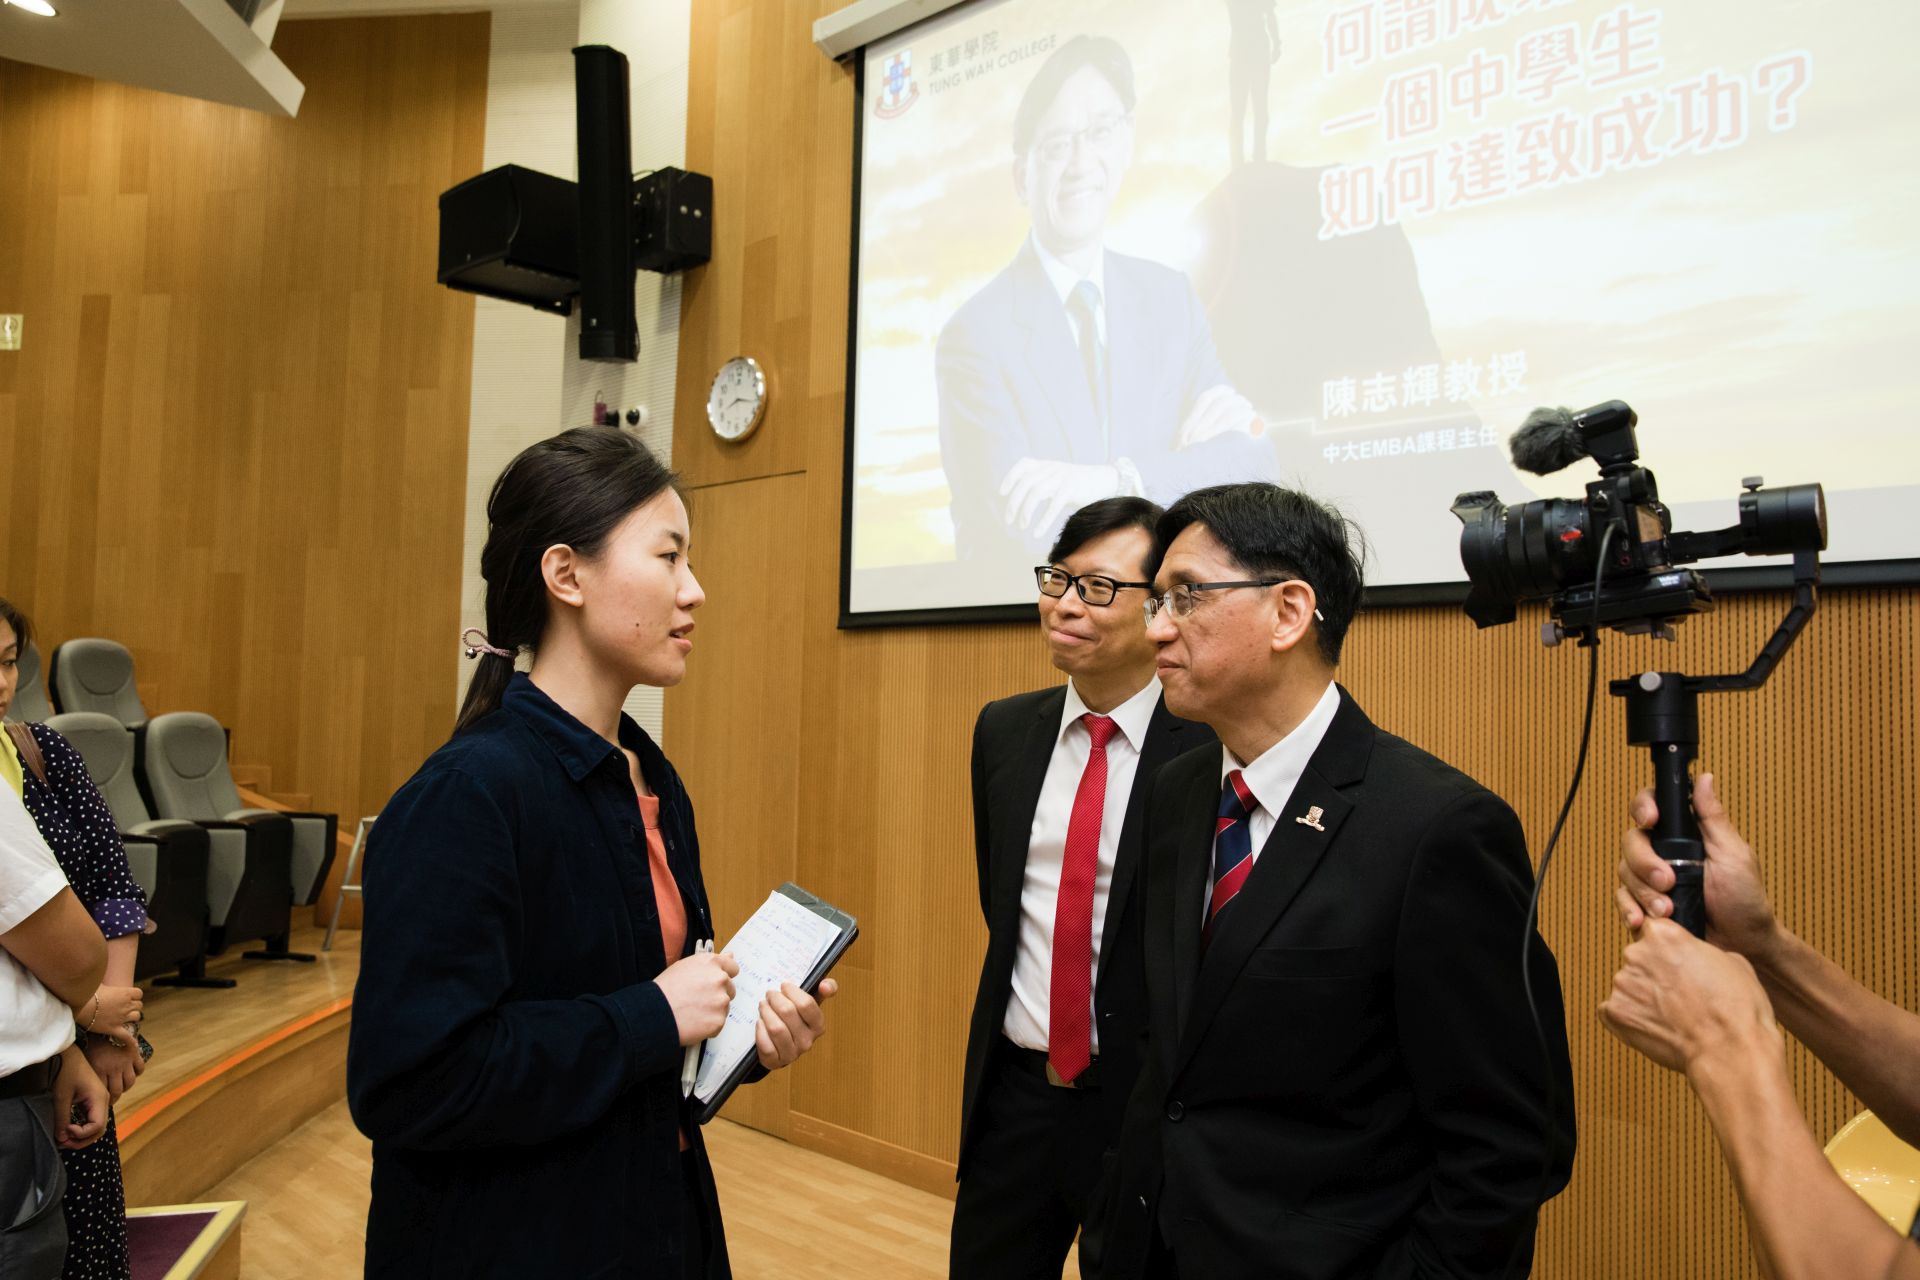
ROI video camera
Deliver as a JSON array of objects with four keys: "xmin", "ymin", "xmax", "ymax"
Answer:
[
  {"xmin": 1448, "ymin": 399, "xmax": 1828, "ymax": 939},
  {"xmin": 1449, "ymin": 400, "xmax": 1826, "ymax": 642}
]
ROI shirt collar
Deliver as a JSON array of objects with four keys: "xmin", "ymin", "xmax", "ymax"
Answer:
[
  {"xmin": 1221, "ymin": 681, "xmax": 1342, "ymax": 816},
  {"xmin": 1030, "ymin": 233, "xmax": 1106, "ymax": 309},
  {"xmin": 502, "ymin": 673, "xmax": 654, "ymax": 785},
  {"xmin": 1061, "ymin": 674, "xmax": 1160, "ymax": 752}
]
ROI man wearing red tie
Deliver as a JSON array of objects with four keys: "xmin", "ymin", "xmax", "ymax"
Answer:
[
  {"xmin": 1084, "ymin": 483, "xmax": 1577, "ymax": 1280},
  {"xmin": 953, "ymin": 497, "xmax": 1215, "ymax": 1279}
]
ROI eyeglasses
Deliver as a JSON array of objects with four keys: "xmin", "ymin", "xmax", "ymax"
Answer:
[
  {"xmin": 1144, "ymin": 580, "xmax": 1326, "ymax": 624},
  {"xmin": 1036, "ymin": 566, "xmax": 1152, "ymax": 607},
  {"xmin": 1029, "ymin": 113, "xmax": 1132, "ymax": 167}
]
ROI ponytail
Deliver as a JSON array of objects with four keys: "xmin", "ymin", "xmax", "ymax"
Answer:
[{"xmin": 454, "ymin": 651, "xmax": 517, "ymax": 735}]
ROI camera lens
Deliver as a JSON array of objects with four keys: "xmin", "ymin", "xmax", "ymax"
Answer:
[
  {"xmin": 1500, "ymin": 497, "xmax": 1595, "ymax": 597},
  {"xmin": 1453, "ymin": 492, "xmax": 1594, "ymax": 628}
]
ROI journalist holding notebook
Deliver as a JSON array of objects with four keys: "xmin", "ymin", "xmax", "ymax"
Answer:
[{"xmin": 347, "ymin": 428, "xmax": 835, "ymax": 1280}]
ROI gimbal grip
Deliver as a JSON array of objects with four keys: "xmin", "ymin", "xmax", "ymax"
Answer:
[
  {"xmin": 1663, "ymin": 863, "xmax": 1708, "ymax": 939},
  {"xmin": 1652, "ymin": 744, "xmax": 1708, "ymax": 940}
]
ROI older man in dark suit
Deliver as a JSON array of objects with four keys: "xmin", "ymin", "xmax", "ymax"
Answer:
[
  {"xmin": 953, "ymin": 498, "xmax": 1215, "ymax": 1280},
  {"xmin": 1086, "ymin": 482, "xmax": 1576, "ymax": 1280}
]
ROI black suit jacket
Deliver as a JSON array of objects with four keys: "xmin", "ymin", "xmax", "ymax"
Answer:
[
  {"xmin": 1087, "ymin": 687, "xmax": 1576, "ymax": 1280},
  {"xmin": 958, "ymin": 685, "xmax": 1213, "ymax": 1179}
]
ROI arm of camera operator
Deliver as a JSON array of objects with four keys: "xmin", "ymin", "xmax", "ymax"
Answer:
[
  {"xmin": 1602, "ymin": 920, "xmax": 1920, "ymax": 1280},
  {"xmin": 1616, "ymin": 773, "xmax": 1920, "ymax": 1149}
]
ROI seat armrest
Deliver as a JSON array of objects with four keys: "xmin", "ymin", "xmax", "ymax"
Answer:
[
  {"xmin": 130, "ymin": 817, "xmax": 205, "ymax": 840},
  {"xmin": 223, "ymin": 812, "xmax": 291, "ymax": 831}
]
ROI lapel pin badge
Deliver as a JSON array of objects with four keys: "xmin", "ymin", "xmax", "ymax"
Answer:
[{"xmin": 1294, "ymin": 805, "xmax": 1327, "ymax": 832}]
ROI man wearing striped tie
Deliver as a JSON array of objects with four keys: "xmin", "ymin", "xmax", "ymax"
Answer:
[{"xmin": 1083, "ymin": 482, "xmax": 1577, "ymax": 1280}]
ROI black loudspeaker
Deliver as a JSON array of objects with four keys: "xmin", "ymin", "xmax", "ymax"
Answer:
[
  {"xmin": 437, "ymin": 165, "xmax": 580, "ymax": 314},
  {"xmin": 574, "ymin": 45, "xmax": 637, "ymax": 363},
  {"xmin": 632, "ymin": 168, "xmax": 713, "ymax": 273}
]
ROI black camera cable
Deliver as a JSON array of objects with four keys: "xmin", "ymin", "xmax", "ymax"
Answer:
[{"xmin": 1503, "ymin": 518, "xmax": 1617, "ymax": 1278}]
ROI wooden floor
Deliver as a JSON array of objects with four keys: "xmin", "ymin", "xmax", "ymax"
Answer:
[
  {"xmin": 206, "ymin": 1103, "xmax": 1064, "ymax": 1279},
  {"xmin": 133, "ymin": 926, "xmax": 1080, "ymax": 1276},
  {"xmin": 127, "ymin": 927, "xmax": 359, "ymax": 1107},
  {"xmin": 202, "ymin": 1103, "xmax": 368, "ymax": 1280}
]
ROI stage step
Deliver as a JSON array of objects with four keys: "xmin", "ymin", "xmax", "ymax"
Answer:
[{"xmin": 127, "ymin": 1201, "xmax": 245, "ymax": 1280}]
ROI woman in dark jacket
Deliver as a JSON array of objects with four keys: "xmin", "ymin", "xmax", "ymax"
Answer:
[
  {"xmin": 347, "ymin": 428, "xmax": 834, "ymax": 1279},
  {"xmin": 0, "ymin": 598, "xmax": 147, "ymax": 1280}
]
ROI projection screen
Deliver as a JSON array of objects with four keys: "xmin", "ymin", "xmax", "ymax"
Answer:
[{"xmin": 841, "ymin": 0, "xmax": 1920, "ymax": 623}]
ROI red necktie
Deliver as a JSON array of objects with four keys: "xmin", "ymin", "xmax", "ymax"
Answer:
[{"xmin": 1050, "ymin": 713, "xmax": 1117, "ymax": 1084}]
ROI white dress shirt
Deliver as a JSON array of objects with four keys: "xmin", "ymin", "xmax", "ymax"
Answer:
[
  {"xmin": 1205, "ymin": 681, "xmax": 1342, "ymax": 919},
  {"xmin": 1003, "ymin": 676, "xmax": 1161, "ymax": 1055},
  {"xmin": 0, "ymin": 784, "xmax": 79, "ymax": 1078}
]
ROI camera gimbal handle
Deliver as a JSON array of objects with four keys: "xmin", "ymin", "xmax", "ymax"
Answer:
[
  {"xmin": 1615, "ymin": 673, "xmax": 1710, "ymax": 935},
  {"xmin": 1607, "ymin": 549, "xmax": 1820, "ymax": 939}
]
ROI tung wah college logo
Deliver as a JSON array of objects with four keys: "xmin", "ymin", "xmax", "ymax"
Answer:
[{"xmin": 874, "ymin": 49, "xmax": 919, "ymax": 118}]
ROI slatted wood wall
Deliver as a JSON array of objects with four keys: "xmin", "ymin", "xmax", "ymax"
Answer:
[
  {"xmin": 666, "ymin": 0, "xmax": 1920, "ymax": 1273},
  {"xmin": 0, "ymin": 16, "xmax": 489, "ymax": 928}
]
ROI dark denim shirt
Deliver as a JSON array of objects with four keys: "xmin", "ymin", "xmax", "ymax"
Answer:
[{"xmin": 347, "ymin": 674, "xmax": 730, "ymax": 1279}]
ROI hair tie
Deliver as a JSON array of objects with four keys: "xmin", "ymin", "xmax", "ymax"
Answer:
[{"xmin": 462, "ymin": 628, "xmax": 514, "ymax": 660}]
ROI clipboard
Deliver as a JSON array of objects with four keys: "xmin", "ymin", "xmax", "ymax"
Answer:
[{"xmin": 690, "ymin": 882, "xmax": 859, "ymax": 1124}]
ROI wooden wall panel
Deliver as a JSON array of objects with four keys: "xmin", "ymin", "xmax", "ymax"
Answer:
[
  {"xmin": 671, "ymin": 475, "xmax": 810, "ymax": 1138},
  {"xmin": 0, "ymin": 17, "xmax": 489, "ymax": 916},
  {"xmin": 670, "ymin": 0, "xmax": 1920, "ymax": 1270}
]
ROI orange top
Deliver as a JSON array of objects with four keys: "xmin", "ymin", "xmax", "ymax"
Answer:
[
  {"xmin": 638, "ymin": 792, "xmax": 693, "ymax": 1151},
  {"xmin": 636, "ymin": 792, "xmax": 687, "ymax": 965}
]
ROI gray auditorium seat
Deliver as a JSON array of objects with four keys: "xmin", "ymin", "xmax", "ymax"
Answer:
[
  {"xmin": 47, "ymin": 712, "xmax": 225, "ymax": 988},
  {"xmin": 49, "ymin": 638, "xmax": 150, "ymax": 727},
  {"xmin": 5, "ymin": 640, "xmax": 55, "ymax": 724},
  {"xmin": 143, "ymin": 711, "xmax": 311, "ymax": 962}
]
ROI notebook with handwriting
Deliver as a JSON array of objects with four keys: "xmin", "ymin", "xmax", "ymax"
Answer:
[{"xmin": 688, "ymin": 883, "xmax": 858, "ymax": 1124}]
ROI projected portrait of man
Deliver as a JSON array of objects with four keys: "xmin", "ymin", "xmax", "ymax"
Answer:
[{"xmin": 936, "ymin": 35, "xmax": 1277, "ymax": 570}]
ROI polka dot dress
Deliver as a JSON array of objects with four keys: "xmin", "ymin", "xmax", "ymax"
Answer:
[
  {"xmin": 54, "ymin": 1116, "xmax": 131, "ymax": 1280},
  {"xmin": 18, "ymin": 725, "xmax": 142, "ymax": 1280}
]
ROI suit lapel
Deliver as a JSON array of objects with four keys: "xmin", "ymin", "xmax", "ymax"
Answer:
[
  {"xmin": 1169, "ymin": 748, "xmax": 1222, "ymax": 1040},
  {"xmin": 1010, "ymin": 243, "xmax": 1104, "ymax": 461},
  {"xmin": 1172, "ymin": 689, "xmax": 1376, "ymax": 1071},
  {"xmin": 1102, "ymin": 251, "xmax": 1154, "ymax": 454},
  {"xmin": 992, "ymin": 688, "xmax": 1067, "ymax": 935},
  {"xmin": 1096, "ymin": 696, "xmax": 1188, "ymax": 992}
]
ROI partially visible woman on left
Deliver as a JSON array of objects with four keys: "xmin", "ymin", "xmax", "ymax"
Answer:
[{"xmin": 2, "ymin": 598, "xmax": 147, "ymax": 1280}]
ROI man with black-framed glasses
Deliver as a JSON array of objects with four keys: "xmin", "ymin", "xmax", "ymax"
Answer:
[
  {"xmin": 953, "ymin": 497, "xmax": 1216, "ymax": 1280},
  {"xmin": 1084, "ymin": 482, "xmax": 1576, "ymax": 1280}
]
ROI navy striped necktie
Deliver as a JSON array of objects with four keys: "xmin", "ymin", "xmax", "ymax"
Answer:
[{"xmin": 1207, "ymin": 769, "xmax": 1257, "ymax": 941}]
